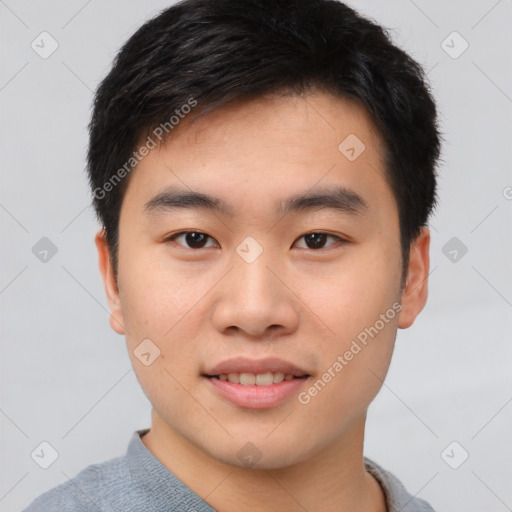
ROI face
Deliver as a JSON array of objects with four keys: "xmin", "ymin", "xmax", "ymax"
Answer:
[{"xmin": 97, "ymin": 91, "xmax": 430, "ymax": 469}]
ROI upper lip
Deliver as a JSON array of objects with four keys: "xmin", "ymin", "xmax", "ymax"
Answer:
[{"xmin": 203, "ymin": 357, "xmax": 310, "ymax": 377}]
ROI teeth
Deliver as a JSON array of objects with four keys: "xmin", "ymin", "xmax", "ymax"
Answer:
[
  {"xmin": 239, "ymin": 373, "xmax": 256, "ymax": 385},
  {"xmin": 227, "ymin": 373, "xmax": 239, "ymax": 384},
  {"xmin": 256, "ymin": 372, "xmax": 273, "ymax": 386},
  {"xmin": 273, "ymin": 372, "xmax": 285, "ymax": 383},
  {"xmin": 218, "ymin": 372, "xmax": 301, "ymax": 386}
]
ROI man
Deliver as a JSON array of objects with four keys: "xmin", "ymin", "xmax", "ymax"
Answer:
[{"xmin": 24, "ymin": 0, "xmax": 440, "ymax": 510}]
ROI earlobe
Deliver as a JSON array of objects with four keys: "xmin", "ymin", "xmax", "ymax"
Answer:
[
  {"xmin": 397, "ymin": 227, "xmax": 431, "ymax": 329},
  {"xmin": 94, "ymin": 229, "xmax": 126, "ymax": 335}
]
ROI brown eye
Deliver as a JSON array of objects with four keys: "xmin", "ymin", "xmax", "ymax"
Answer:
[
  {"xmin": 167, "ymin": 231, "xmax": 217, "ymax": 249},
  {"xmin": 294, "ymin": 232, "xmax": 342, "ymax": 250}
]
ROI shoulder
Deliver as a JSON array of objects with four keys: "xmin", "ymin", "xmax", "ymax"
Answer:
[
  {"xmin": 364, "ymin": 457, "xmax": 436, "ymax": 512},
  {"xmin": 22, "ymin": 454, "xmax": 133, "ymax": 512}
]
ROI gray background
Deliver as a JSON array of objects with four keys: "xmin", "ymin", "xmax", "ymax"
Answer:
[{"xmin": 1, "ymin": 1, "xmax": 511, "ymax": 510}]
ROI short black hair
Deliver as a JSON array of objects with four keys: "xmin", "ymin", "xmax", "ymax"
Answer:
[{"xmin": 87, "ymin": 0, "xmax": 441, "ymax": 284}]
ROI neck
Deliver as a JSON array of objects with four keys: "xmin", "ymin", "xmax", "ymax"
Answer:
[{"xmin": 141, "ymin": 410, "xmax": 386, "ymax": 512}]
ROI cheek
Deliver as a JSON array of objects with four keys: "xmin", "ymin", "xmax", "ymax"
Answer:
[
  {"xmin": 117, "ymin": 252, "xmax": 203, "ymax": 340},
  {"xmin": 295, "ymin": 254, "xmax": 401, "ymax": 342},
  {"xmin": 293, "ymin": 249, "xmax": 400, "ymax": 411},
  {"xmin": 117, "ymin": 258, "xmax": 212, "ymax": 389},
  {"xmin": 297, "ymin": 317, "xmax": 397, "ymax": 443}
]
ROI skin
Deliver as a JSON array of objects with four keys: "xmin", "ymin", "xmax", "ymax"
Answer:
[{"xmin": 95, "ymin": 91, "xmax": 430, "ymax": 512}]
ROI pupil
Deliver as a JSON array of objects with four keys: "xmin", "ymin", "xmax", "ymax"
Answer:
[
  {"xmin": 186, "ymin": 232, "xmax": 206, "ymax": 248},
  {"xmin": 306, "ymin": 233, "xmax": 326, "ymax": 249}
]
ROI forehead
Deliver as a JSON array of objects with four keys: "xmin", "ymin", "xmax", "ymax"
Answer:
[{"xmin": 122, "ymin": 91, "xmax": 394, "ymax": 221}]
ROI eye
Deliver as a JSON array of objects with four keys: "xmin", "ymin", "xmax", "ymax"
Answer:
[
  {"xmin": 166, "ymin": 231, "xmax": 218, "ymax": 249},
  {"xmin": 294, "ymin": 232, "xmax": 344, "ymax": 250},
  {"xmin": 165, "ymin": 231, "xmax": 345, "ymax": 250}
]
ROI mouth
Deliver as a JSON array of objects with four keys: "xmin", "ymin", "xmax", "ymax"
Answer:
[
  {"xmin": 203, "ymin": 356, "xmax": 310, "ymax": 380},
  {"xmin": 205, "ymin": 372, "xmax": 310, "ymax": 386},
  {"xmin": 202, "ymin": 358, "xmax": 312, "ymax": 409}
]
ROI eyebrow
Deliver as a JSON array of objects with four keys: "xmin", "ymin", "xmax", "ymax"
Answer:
[{"xmin": 143, "ymin": 184, "xmax": 369, "ymax": 218}]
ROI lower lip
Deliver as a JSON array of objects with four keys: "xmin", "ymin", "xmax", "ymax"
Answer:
[{"xmin": 205, "ymin": 376, "xmax": 310, "ymax": 409}]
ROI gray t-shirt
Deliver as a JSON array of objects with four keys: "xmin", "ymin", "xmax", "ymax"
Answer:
[{"xmin": 22, "ymin": 429, "xmax": 435, "ymax": 511}]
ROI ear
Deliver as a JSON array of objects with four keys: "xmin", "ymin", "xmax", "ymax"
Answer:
[
  {"xmin": 95, "ymin": 229, "xmax": 126, "ymax": 335},
  {"xmin": 397, "ymin": 226, "xmax": 430, "ymax": 329}
]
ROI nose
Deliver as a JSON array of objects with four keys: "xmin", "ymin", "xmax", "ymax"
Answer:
[{"xmin": 211, "ymin": 246, "xmax": 300, "ymax": 339}]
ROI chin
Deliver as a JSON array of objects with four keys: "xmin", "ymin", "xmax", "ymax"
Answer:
[{"xmin": 202, "ymin": 433, "xmax": 318, "ymax": 470}]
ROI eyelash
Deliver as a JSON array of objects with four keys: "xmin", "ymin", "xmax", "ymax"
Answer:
[{"xmin": 165, "ymin": 230, "xmax": 346, "ymax": 250}]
